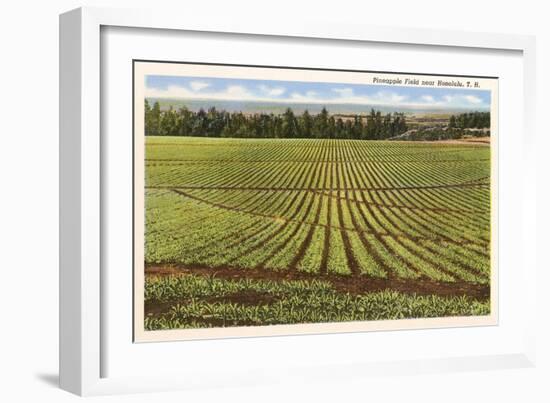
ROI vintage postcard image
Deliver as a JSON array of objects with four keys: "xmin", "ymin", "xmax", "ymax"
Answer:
[{"xmin": 133, "ymin": 61, "xmax": 497, "ymax": 342}]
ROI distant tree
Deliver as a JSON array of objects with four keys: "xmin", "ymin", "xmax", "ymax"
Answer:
[
  {"xmin": 145, "ymin": 101, "xmax": 161, "ymax": 136},
  {"xmin": 314, "ymin": 107, "xmax": 329, "ymax": 138},
  {"xmin": 206, "ymin": 107, "xmax": 225, "ymax": 137},
  {"xmin": 299, "ymin": 110, "xmax": 313, "ymax": 138},
  {"xmin": 144, "ymin": 99, "xmax": 152, "ymax": 135},
  {"xmin": 177, "ymin": 106, "xmax": 194, "ymax": 136},
  {"xmin": 282, "ymin": 108, "xmax": 298, "ymax": 138},
  {"xmin": 335, "ymin": 118, "xmax": 345, "ymax": 139},
  {"xmin": 352, "ymin": 115, "xmax": 363, "ymax": 139},
  {"xmin": 449, "ymin": 115, "xmax": 457, "ymax": 129},
  {"xmin": 448, "ymin": 112, "xmax": 490, "ymax": 129},
  {"xmin": 344, "ymin": 120, "xmax": 353, "ymax": 138},
  {"xmin": 159, "ymin": 107, "xmax": 178, "ymax": 136},
  {"xmin": 328, "ymin": 116, "xmax": 336, "ymax": 139},
  {"xmin": 383, "ymin": 113, "xmax": 392, "ymax": 138},
  {"xmin": 374, "ymin": 111, "xmax": 383, "ymax": 139},
  {"xmin": 364, "ymin": 110, "xmax": 376, "ymax": 140},
  {"xmin": 144, "ymin": 101, "xmax": 409, "ymax": 140}
]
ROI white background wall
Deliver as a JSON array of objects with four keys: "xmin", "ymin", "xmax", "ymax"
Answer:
[{"xmin": 0, "ymin": 0, "xmax": 548, "ymax": 401}]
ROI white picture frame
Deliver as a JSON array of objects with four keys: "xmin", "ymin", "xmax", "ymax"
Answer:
[{"xmin": 59, "ymin": 6, "xmax": 537, "ymax": 396}]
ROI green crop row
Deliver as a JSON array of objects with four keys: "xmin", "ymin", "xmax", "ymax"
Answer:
[
  {"xmin": 145, "ymin": 137, "xmax": 491, "ymax": 284},
  {"xmin": 144, "ymin": 274, "xmax": 490, "ymax": 330}
]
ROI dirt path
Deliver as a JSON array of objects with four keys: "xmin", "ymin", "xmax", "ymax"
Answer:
[
  {"xmin": 433, "ymin": 137, "xmax": 491, "ymax": 146},
  {"xmin": 145, "ymin": 264, "xmax": 490, "ymax": 300}
]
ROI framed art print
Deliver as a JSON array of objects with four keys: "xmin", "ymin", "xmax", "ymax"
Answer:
[
  {"xmin": 132, "ymin": 61, "xmax": 498, "ymax": 342},
  {"xmin": 59, "ymin": 7, "xmax": 537, "ymax": 396}
]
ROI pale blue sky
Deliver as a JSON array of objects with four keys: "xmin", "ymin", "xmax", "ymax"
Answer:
[{"xmin": 145, "ymin": 75, "xmax": 491, "ymax": 110}]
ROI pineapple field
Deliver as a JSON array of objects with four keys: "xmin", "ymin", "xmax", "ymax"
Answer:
[{"xmin": 143, "ymin": 136, "xmax": 491, "ymax": 330}]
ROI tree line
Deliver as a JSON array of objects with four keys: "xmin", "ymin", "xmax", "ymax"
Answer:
[
  {"xmin": 449, "ymin": 111, "xmax": 490, "ymax": 129},
  {"xmin": 401, "ymin": 128, "xmax": 490, "ymax": 142},
  {"xmin": 399, "ymin": 111, "xmax": 491, "ymax": 141},
  {"xmin": 144, "ymin": 100, "xmax": 408, "ymax": 140}
]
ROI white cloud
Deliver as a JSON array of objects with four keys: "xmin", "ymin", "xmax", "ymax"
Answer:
[
  {"xmin": 258, "ymin": 84, "xmax": 286, "ymax": 96},
  {"xmin": 464, "ymin": 95, "xmax": 482, "ymax": 104},
  {"xmin": 145, "ymin": 84, "xmax": 255, "ymax": 101},
  {"xmin": 145, "ymin": 85, "xmax": 193, "ymax": 99},
  {"xmin": 289, "ymin": 92, "xmax": 305, "ymax": 101},
  {"xmin": 290, "ymin": 91, "xmax": 319, "ymax": 102},
  {"xmin": 224, "ymin": 85, "xmax": 251, "ymax": 98},
  {"xmin": 370, "ymin": 91, "xmax": 408, "ymax": 104},
  {"xmin": 332, "ymin": 88, "xmax": 354, "ymax": 97},
  {"xmin": 189, "ymin": 81, "xmax": 210, "ymax": 91},
  {"xmin": 440, "ymin": 94, "xmax": 484, "ymax": 107},
  {"xmin": 145, "ymin": 82, "xmax": 488, "ymax": 110},
  {"xmin": 288, "ymin": 89, "xmax": 409, "ymax": 106}
]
